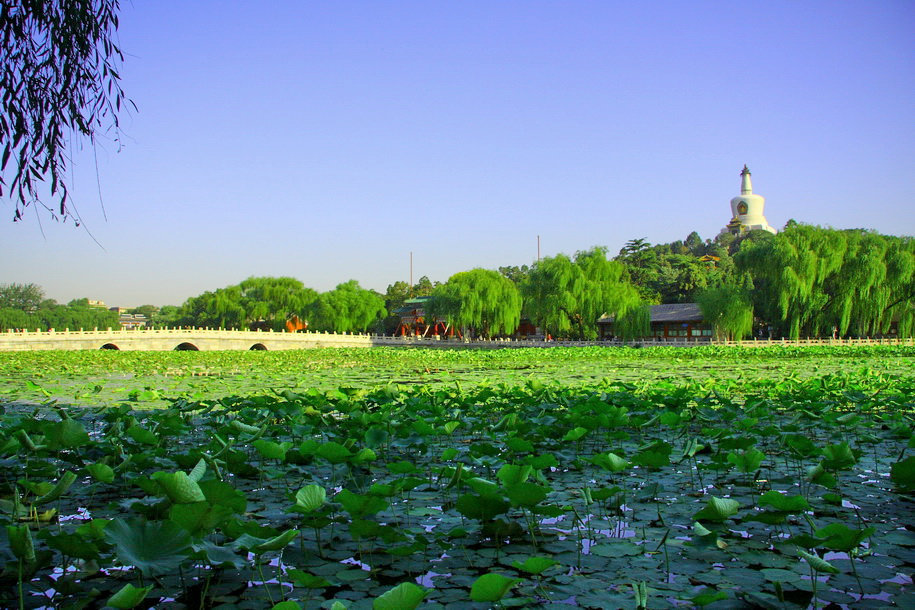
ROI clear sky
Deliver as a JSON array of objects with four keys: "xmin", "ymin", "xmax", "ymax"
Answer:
[{"xmin": 2, "ymin": 1, "xmax": 913, "ymax": 307}]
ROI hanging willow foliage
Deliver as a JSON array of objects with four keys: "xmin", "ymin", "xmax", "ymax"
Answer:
[
  {"xmin": 736, "ymin": 225, "xmax": 914, "ymax": 338},
  {"xmin": 697, "ymin": 276, "xmax": 754, "ymax": 341},
  {"xmin": 428, "ymin": 269, "xmax": 521, "ymax": 338},
  {"xmin": 614, "ymin": 303, "xmax": 651, "ymax": 341},
  {"xmin": 2, "ymin": 0, "xmax": 130, "ymax": 221},
  {"xmin": 309, "ymin": 280, "xmax": 387, "ymax": 333},
  {"xmin": 522, "ymin": 247, "xmax": 643, "ymax": 340}
]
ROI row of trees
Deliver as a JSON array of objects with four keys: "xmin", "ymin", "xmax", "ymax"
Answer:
[
  {"xmin": 152, "ymin": 277, "xmax": 386, "ymax": 334},
  {"xmin": 5, "ymin": 225, "xmax": 911, "ymax": 340},
  {"xmin": 616, "ymin": 225, "xmax": 914, "ymax": 340},
  {"xmin": 735, "ymin": 226, "xmax": 915, "ymax": 338},
  {"xmin": 0, "ymin": 284, "xmax": 119, "ymax": 331},
  {"xmin": 140, "ymin": 249, "xmax": 646, "ymax": 340}
]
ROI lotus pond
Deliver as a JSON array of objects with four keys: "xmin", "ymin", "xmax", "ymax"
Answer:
[{"xmin": 1, "ymin": 345, "xmax": 913, "ymax": 609}]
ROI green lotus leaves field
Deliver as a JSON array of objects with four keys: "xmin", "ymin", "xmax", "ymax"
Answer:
[{"xmin": 0, "ymin": 346, "xmax": 913, "ymax": 608}]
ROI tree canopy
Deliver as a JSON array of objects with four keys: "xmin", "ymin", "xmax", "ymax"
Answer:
[
  {"xmin": 174, "ymin": 277, "xmax": 317, "ymax": 331},
  {"xmin": 428, "ymin": 269, "xmax": 521, "ymax": 338},
  {"xmin": 2, "ymin": 0, "xmax": 130, "ymax": 221},
  {"xmin": 308, "ymin": 280, "xmax": 386, "ymax": 333},
  {"xmin": 523, "ymin": 247, "xmax": 642, "ymax": 339},
  {"xmin": 0, "ymin": 283, "xmax": 118, "ymax": 330},
  {"xmin": 0, "ymin": 282, "xmax": 44, "ymax": 311},
  {"xmin": 697, "ymin": 276, "xmax": 755, "ymax": 341},
  {"xmin": 736, "ymin": 225, "xmax": 915, "ymax": 338}
]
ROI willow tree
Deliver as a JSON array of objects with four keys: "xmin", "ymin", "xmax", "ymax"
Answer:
[
  {"xmin": 697, "ymin": 276, "xmax": 754, "ymax": 341},
  {"xmin": 308, "ymin": 280, "xmax": 386, "ymax": 333},
  {"xmin": 2, "ymin": 0, "xmax": 129, "ymax": 221},
  {"xmin": 176, "ymin": 277, "xmax": 318, "ymax": 330},
  {"xmin": 427, "ymin": 269, "xmax": 521, "ymax": 338},
  {"xmin": 882, "ymin": 236, "xmax": 915, "ymax": 337},
  {"xmin": 238, "ymin": 276, "xmax": 317, "ymax": 328},
  {"xmin": 523, "ymin": 247, "xmax": 643, "ymax": 340},
  {"xmin": 614, "ymin": 303, "xmax": 651, "ymax": 341},
  {"xmin": 822, "ymin": 231, "xmax": 915, "ymax": 337},
  {"xmin": 736, "ymin": 225, "xmax": 914, "ymax": 338}
]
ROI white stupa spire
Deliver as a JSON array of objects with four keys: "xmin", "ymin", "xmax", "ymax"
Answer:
[{"xmin": 740, "ymin": 165, "xmax": 753, "ymax": 195}]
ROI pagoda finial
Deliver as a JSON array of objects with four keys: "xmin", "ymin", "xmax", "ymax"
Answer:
[{"xmin": 740, "ymin": 164, "xmax": 753, "ymax": 195}]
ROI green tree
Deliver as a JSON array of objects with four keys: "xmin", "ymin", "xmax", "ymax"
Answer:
[
  {"xmin": 697, "ymin": 277, "xmax": 755, "ymax": 341},
  {"xmin": 384, "ymin": 281, "xmax": 411, "ymax": 312},
  {"xmin": 129, "ymin": 304, "xmax": 158, "ymax": 318},
  {"xmin": 684, "ymin": 231, "xmax": 705, "ymax": 256},
  {"xmin": 498, "ymin": 265, "xmax": 530, "ymax": 285},
  {"xmin": 412, "ymin": 276, "xmax": 436, "ymax": 297},
  {"xmin": 0, "ymin": 307, "xmax": 32, "ymax": 330},
  {"xmin": 237, "ymin": 276, "xmax": 317, "ymax": 328},
  {"xmin": 428, "ymin": 269, "xmax": 521, "ymax": 338},
  {"xmin": 151, "ymin": 305, "xmax": 181, "ymax": 328},
  {"xmin": 308, "ymin": 280, "xmax": 387, "ymax": 333},
  {"xmin": 0, "ymin": 283, "xmax": 44, "ymax": 311},
  {"xmin": 735, "ymin": 225, "xmax": 914, "ymax": 338},
  {"xmin": 2, "ymin": 0, "xmax": 130, "ymax": 221},
  {"xmin": 175, "ymin": 277, "xmax": 318, "ymax": 330},
  {"xmin": 524, "ymin": 247, "xmax": 642, "ymax": 340},
  {"xmin": 614, "ymin": 303, "xmax": 651, "ymax": 341},
  {"xmin": 0, "ymin": 292, "xmax": 118, "ymax": 331}
]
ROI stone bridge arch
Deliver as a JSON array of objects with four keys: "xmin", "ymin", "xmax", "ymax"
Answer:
[
  {"xmin": 100, "ymin": 343, "xmax": 120, "ymax": 350},
  {"xmin": 249, "ymin": 343, "xmax": 267, "ymax": 350},
  {"xmin": 174, "ymin": 342, "xmax": 199, "ymax": 351}
]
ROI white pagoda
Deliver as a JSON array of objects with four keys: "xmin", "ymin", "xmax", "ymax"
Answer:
[{"xmin": 722, "ymin": 165, "xmax": 777, "ymax": 235}]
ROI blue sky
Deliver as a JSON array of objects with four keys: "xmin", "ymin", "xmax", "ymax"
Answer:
[{"xmin": 2, "ymin": 1, "xmax": 913, "ymax": 307}]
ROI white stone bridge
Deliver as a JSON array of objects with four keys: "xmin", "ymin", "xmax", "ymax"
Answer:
[
  {"xmin": 0, "ymin": 328, "xmax": 418, "ymax": 351},
  {"xmin": 0, "ymin": 328, "xmax": 910, "ymax": 351}
]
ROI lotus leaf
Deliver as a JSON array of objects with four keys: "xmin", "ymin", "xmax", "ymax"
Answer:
[
  {"xmin": 372, "ymin": 582, "xmax": 427, "ymax": 609},
  {"xmin": 693, "ymin": 496, "xmax": 740, "ymax": 522},
  {"xmin": 470, "ymin": 572, "xmax": 520, "ymax": 602},
  {"xmin": 294, "ymin": 484, "xmax": 327, "ymax": 513},
  {"xmin": 104, "ymin": 518, "xmax": 192, "ymax": 576},
  {"xmin": 151, "ymin": 471, "xmax": 206, "ymax": 504},
  {"xmin": 107, "ymin": 583, "xmax": 153, "ymax": 609}
]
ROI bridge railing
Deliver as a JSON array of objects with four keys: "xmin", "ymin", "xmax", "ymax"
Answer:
[{"xmin": 2, "ymin": 327, "xmax": 913, "ymax": 348}]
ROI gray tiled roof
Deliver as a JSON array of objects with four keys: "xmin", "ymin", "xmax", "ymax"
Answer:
[
  {"xmin": 598, "ymin": 302, "xmax": 704, "ymax": 324},
  {"xmin": 648, "ymin": 303, "xmax": 703, "ymax": 323}
]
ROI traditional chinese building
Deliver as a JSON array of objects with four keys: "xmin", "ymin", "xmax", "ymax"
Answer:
[
  {"xmin": 393, "ymin": 297, "xmax": 450, "ymax": 336},
  {"xmin": 598, "ymin": 303, "xmax": 712, "ymax": 340}
]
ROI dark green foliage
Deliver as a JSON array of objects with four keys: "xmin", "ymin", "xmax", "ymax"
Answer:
[
  {"xmin": 174, "ymin": 276, "xmax": 317, "ymax": 330},
  {"xmin": 0, "ymin": 284, "xmax": 119, "ymax": 330},
  {"xmin": 736, "ymin": 225, "xmax": 915, "ymax": 338},
  {"xmin": 523, "ymin": 247, "xmax": 642, "ymax": 339},
  {"xmin": 697, "ymin": 276, "xmax": 754, "ymax": 341},
  {"xmin": 2, "ymin": 0, "xmax": 128, "ymax": 221}
]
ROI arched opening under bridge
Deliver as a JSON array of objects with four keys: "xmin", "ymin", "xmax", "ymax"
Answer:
[
  {"xmin": 100, "ymin": 343, "xmax": 120, "ymax": 350},
  {"xmin": 174, "ymin": 342, "xmax": 199, "ymax": 351},
  {"xmin": 249, "ymin": 343, "xmax": 267, "ymax": 351}
]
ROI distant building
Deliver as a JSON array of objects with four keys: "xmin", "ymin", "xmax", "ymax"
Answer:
[
  {"xmin": 118, "ymin": 313, "xmax": 148, "ymax": 330},
  {"xmin": 88, "ymin": 299, "xmax": 107, "ymax": 308},
  {"xmin": 598, "ymin": 303, "xmax": 712, "ymax": 340},
  {"xmin": 720, "ymin": 166, "xmax": 777, "ymax": 236}
]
